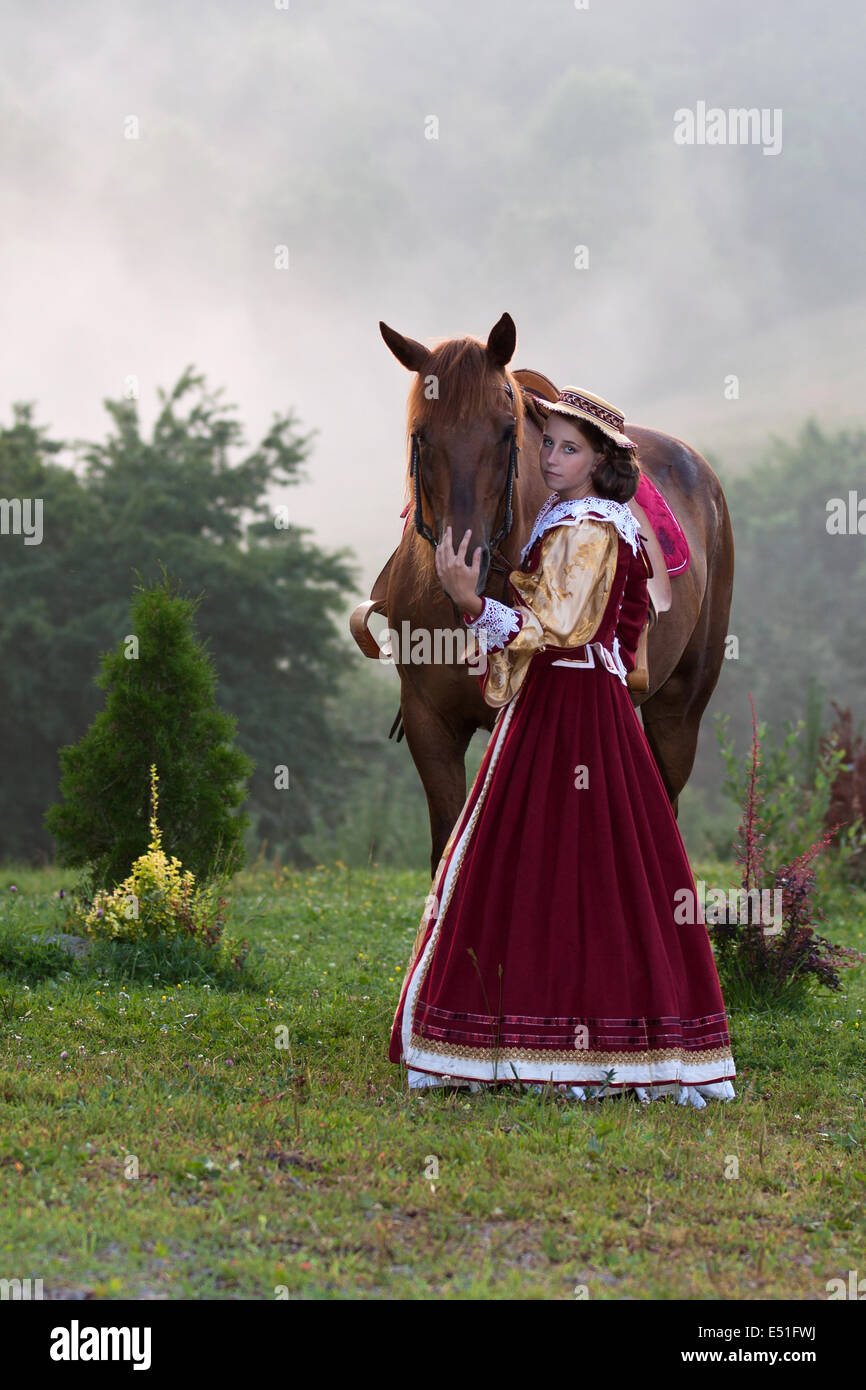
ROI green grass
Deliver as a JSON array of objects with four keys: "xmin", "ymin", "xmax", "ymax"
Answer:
[{"xmin": 0, "ymin": 856, "xmax": 864, "ymax": 1300}]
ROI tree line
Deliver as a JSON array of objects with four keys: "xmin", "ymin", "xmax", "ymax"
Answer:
[{"xmin": 1, "ymin": 368, "xmax": 864, "ymax": 871}]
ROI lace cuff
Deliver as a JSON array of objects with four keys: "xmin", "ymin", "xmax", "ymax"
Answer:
[{"xmin": 463, "ymin": 596, "xmax": 523, "ymax": 652}]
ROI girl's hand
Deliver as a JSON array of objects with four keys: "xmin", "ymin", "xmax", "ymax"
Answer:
[{"xmin": 435, "ymin": 526, "xmax": 482, "ymax": 609}]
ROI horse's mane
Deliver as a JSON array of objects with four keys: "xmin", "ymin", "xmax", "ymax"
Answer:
[{"xmin": 401, "ymin": 336, "xmax": 528, "ymax": 608}]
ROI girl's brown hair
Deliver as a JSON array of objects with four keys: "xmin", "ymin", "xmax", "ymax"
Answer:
[{"xmin": 575, "ymin": 419, "xmax": 641, "ymax": 503}]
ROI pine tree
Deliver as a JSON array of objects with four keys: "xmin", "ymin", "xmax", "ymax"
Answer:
[{"xmin": 45, "ymin": 569, "xmax": 255, "ymax": 890}]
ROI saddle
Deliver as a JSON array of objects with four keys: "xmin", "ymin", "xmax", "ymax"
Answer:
[{"xmin": 349, "ymin": 368, "xmax": 687, "ymax": 693}]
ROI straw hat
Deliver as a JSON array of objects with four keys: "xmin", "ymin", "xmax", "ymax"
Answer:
[{"xmin": 530, "ymin": 383, "xmax": 638, "ymax": 451}]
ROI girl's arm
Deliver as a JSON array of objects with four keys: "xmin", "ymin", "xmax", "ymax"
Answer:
[
  {"xmin": 464, "ymin": 519, "xmax": 619, "ymax": 707},
  {"xmin": 615, "ymin": 537, "xmax": 653, "ymax": 672}
]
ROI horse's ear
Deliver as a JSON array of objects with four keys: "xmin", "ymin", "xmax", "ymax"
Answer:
[
  {"xmin": 486, "ymin": 312, "xmax": 517, "ymax": 369},
  {"xmin": 379, "ymin": 321, "xmax": 430, "ymax": 374}
]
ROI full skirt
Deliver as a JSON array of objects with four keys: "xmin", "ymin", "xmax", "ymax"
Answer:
[{"xmin": 388, "ymin": 644, "xmax": 737, "ymax": 1109}]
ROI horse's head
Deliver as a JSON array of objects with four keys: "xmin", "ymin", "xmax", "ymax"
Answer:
[{"xmin": 380, "ymin": 312, "xmax": 528, "ymax": 599}]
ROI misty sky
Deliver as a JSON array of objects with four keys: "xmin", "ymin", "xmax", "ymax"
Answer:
[{"xmin": 2, "ymin": 0, "xmax": 864, "ymax": 593}]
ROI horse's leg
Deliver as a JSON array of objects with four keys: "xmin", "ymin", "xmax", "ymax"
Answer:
[
  {"xmin": 399, "ymin": 683, "xmax": 477, "ymax": 876},
  {"xmin": 641, "ymin": 528, "xmax": 733, "ymax": 818},
  {"xmin": 640, "ymin": 672, "xmax": 698, "ymax": 818}
]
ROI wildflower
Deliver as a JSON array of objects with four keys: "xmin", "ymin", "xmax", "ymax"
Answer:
[{"xmin": 83, "ymin": 765, "xmax": 225, "ymax": 949}]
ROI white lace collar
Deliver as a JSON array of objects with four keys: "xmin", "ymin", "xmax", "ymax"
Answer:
[{"xmin": 519, "ymin": 493, "xmax": 641, "ymax": 564}]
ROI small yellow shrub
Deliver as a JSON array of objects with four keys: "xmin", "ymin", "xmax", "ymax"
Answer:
[{"xmin": 84, "ymin": 765, "xmax": 226, "ymax": 946}]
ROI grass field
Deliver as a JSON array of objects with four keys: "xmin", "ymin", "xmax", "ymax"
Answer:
[{"xmin": 1, "ymin": 857, "xmax": 864, "ymax": 1301}]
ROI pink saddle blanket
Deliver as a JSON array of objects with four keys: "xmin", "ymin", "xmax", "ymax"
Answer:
[
  {"xmin": 634, "ymin": 471, "xmax": 690, "ymax": 575},
  {"xmin": 399, "ymin": 472, "xmax": 690, "ymax": 575}
]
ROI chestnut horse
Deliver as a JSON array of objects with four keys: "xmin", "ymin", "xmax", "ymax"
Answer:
[{"xmin": 371, "ymin": 312, "xmax": 733, "ymax": 876}]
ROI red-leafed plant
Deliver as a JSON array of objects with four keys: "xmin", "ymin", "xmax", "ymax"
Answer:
[
  {"xmin": 709, "ymin": 693, "xmax": 864, "ymax": 1006},
  {"xmin": 819, "ymin": 701, "xmax": 866, "ymax": 881}
]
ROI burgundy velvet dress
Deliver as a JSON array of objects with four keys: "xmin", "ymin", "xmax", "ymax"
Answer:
[{"xmin": 388, "ymin": 494, "xmax": 736, "ymax": 1107}]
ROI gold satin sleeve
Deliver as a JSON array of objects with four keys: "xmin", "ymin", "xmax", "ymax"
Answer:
[{"xmin": 481, "ymin": 519, "xmax": 619, "ymax": 708}]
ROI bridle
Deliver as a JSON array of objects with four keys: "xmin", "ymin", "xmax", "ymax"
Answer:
[{"xmin": 408, "ymin": 380, "xmax": 521, "ymax": 566}]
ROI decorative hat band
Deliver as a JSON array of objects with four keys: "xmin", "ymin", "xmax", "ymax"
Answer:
[
  {"xmin": 554, "ymin": 390, "xmax": 625, "ymax": 433},
  {"xmin": 532, "ymin": 383, "xmax": 639, "ymax": 451}
]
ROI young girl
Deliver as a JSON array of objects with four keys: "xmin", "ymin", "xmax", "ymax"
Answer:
[{"xmin": 388, "ymin": 387, "xmax": 736, "ymax": 1108}]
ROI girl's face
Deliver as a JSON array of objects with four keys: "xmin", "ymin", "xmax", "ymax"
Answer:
[{"xmin": 540, "ymin": 414, "xmax": 604, "ymax": 500}]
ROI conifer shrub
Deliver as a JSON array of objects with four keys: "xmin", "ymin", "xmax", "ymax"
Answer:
[{"xmin": 45, "ymin": 572, "xmax": 255, "ymax": 892}]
